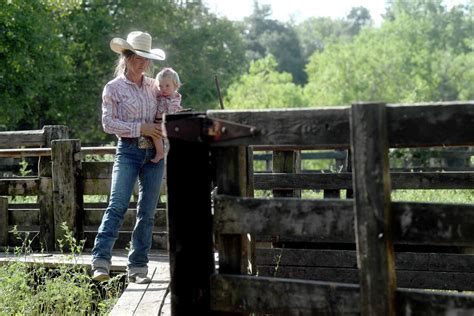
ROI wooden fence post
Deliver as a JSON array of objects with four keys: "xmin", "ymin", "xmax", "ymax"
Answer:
[
  {"xmin": 324, "ymin": 150, "xmax": 346, "ymax": 199},
  {"xmin": 38, "ymin": 125, "xmax": 69, "ymax": 250},
  {"xmin": 215, "ymin": 146, "xmax": 255, "ymax": 274},
  {"xmin": 350, "ymin": 102, "xmax": 396, "ymax": 316},
  {"xmin": 272, "ymin": 150, "xmax": 301, "ymax": 198},
  {"xmin": 167, "ymin": 136, "xmax": 215, "ymax": 315},
  {"xmin": 51, "ymin": 139, "xmax": 82, "ymax": 250},
  {"xmin": 0, "ymin": 197, "xmax": 8, "ymax": 247}
]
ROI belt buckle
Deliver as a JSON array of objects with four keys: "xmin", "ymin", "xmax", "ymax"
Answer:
[{"xmin": 138, "ymin": 136, "xmax": 154, "ymax": 149}]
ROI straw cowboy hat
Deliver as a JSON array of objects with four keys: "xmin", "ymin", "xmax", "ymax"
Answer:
[{"xmin": 110, "ymin": 31, "xmax": 165, "ymax": 60}]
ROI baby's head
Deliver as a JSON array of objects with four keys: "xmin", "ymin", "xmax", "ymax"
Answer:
[{"xmin": 156, "ymin": 67, "xmax": 181, "ymax": 97}]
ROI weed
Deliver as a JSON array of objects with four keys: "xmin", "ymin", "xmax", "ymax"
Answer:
[{"xmin": 0, "ymin": 224, "xmax": 124, "ymax": 315}]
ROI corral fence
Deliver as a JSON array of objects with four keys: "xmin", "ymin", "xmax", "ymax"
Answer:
[
  {"xmin": 165, "ymin": 101, "xmax": 474, "ymax": 315},
  {"xmin": 0, "ymin": 126, "xmax": 167, "ymax": 251}
]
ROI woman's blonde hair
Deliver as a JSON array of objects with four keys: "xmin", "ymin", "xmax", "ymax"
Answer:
[
  {"xmin": 114, "ymin": 50, "xmax": 154, "ymax": 77},
  {"xmin": 156, "ymin": 67, "xmax": 181, "ymax": 89}
]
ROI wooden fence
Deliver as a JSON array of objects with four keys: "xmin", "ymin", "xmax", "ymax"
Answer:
[
  {"xmin": 165, "ymin": 101, "xmax": 474, "ymax": 315},
  {"xmin": 0, "ymin": 126, "xmax": 167, "ymax": 251}
]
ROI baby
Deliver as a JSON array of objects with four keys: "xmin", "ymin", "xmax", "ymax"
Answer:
[{"xmin": 151, "ymin": 67, "xmax": 182, "ymax": 163}]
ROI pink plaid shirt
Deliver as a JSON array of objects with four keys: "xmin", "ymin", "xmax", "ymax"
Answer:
[
  {"xmin": 102, "ymin": 75, "xmax": 160, "ymax": 138},
  {"xmin": 157, "ymin": 92, "xmax": 182, "ymax": 117}
]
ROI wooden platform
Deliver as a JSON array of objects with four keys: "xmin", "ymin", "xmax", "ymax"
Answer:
[
  {"xmin": 109, "ymin": 251, "xmax": 171, "ymax": 316},
  {"xmin": 0, "ymin": 249, "xmax": 171, "ymax": 315}
]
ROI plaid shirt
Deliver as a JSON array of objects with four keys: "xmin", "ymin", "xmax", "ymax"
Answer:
[
  {"xmin": 157, "ymin": 91, "xmax": 182, "ymax": 117},
  {"xmin": 102, "ymin": 74, "xmax": 159, "ymax": 138}
]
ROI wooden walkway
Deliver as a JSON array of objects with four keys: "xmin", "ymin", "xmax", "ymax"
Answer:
[{"xmin": 0, "ymin": 250, "xmax": 171, "ymax": 315}]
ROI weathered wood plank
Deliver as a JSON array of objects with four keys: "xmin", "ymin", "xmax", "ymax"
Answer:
[
  {"xmin": 208, "ymin": 107, "xmax": 351, "ymax": 148},
  {"xmin": 38, "ymin": 126, "xmax": 68, "ymax": 250},
  {"xmin": 51, "ymin": 139, "xmax": 82, "ymax": 249},
  {"xmin": 351, "ymin": 102, "xmax": 396, "ymax": 316},
  {"xmin": 214, "ymin": 196, "xmax": 354, "ymax": 242},
  {"xmin": 82, "ymin": 179, "xmax": 112, "ymax": 195},
  {"xmin": 38, "ymin": 177, "xmax": 54, "ymax": 249},
  {"xmin": 207, "ymin": 102, "xmax": 474, "ymax": 147},
  {"xmin": 133, "ymin": 263, "xmax": 171, "ymax": 315},
  {"xmin": 386, "ymin": 102, "xmax": 474, "ymax": 147},
  {"xmin": 166, "ymin": 129, "xmax": 214, "ymax": 314},
  {"xmin": 256, "ymin": 265, "xmax": 474, "ymax": 291},
  {"xmin": 80, "ymin": 146, "xmax": 115, "ymax": 156},
  {"xmin": 0, "ymin": 178, "xmax": 39, "ymax": 195},
  {"xmin": 272, "ymin": 150, "xmax": 301, "ymax": 198},
  {"xmin": 0, "ymin": 197, "xmax": 8, "ymax": 247},
  {"xmin": 393, "ymin": 202, "xmax": 474, "ymax": 245},
  {"xmin": 256, "ymin": 248, "xmax": 474, "ymax": 273},
  {"xmin": 82, "ymin": 161, "xmax": 114, "ymax": 179},
  {"xmin": 210, "ymin": 274, "xmax": 474, "ymax": 315},
  {"xmin": 0, "ymin": 148, "xmax": 51, "ymax": 158},
  {"xmin": 211, "ymin": 274, "xmax": 361, "ymax": 314},
  {"xmin": 9, "ymin": 208, "xmax": 39, "ymax": 226},
  {"xmin": 0, "ymin": 130, "xmax": 44, "ymax": 148},
  {"xmin": 214, "ymin": 196, "xmax": 474, "ymax": 245},
  {"xmin": 214, "ymin": 146, "xmax": 255, "ymax": 277},
  {"xmin": 109, "ymin": 266, "xmax": 158, "ymax": 315},
  {"xmin": 254, "ymin": 171, "xmax": 474, "ymax": 190}
]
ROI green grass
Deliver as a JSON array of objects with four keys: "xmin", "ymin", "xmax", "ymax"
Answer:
[{"xmin": 0, "ymin": 224, "xmax": 125, "ymax": 315}]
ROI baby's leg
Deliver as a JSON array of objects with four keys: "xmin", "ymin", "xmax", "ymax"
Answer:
[{"xmin": 151, "ymin": 137, "xmax": 164, "ymax": 163}]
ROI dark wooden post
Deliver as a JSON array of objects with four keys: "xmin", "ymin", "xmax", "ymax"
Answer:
[
  {"xmin": 0, "ymin": 197, "xmax": 8, "ymax": 247},
  {"xmin": 214, "ymin": 146, "xmax": 255, "ymax": 316},
  {"xmin": 324, "ymin": 150, "xmax": 346, "ymax": 199},
  {"xmin": 38, "ymin": 125, "xmax": 68, "ymax": 250},
  {"xmin": 350, "ymin": 102, "xmax": 396, "ymax": 316},
  {"xmin": 271, "ymin": 150, "xmax": 300, "ymax": 247},
  {"xmin": 272, "ymin": 150, "xmax": 301, "ymax": 198},
  {"xmin": 346, "ymin": 150, "xmax": 354, "ymax": 199},
  {"xmin": 51, "ymin": 139, "xmax": 82, "ymax": 250},
  {"xmin": 167, "ymin": 136, "xmax": 214, "ymax": 315},
  {"xmin": 215, "ymin": 146, "xmax": 254, "ymax": 275}
]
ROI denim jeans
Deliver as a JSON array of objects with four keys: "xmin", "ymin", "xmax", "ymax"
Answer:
[{"xmin": 91, "ymin": 138, "xmax": 164, "ymax": 275}]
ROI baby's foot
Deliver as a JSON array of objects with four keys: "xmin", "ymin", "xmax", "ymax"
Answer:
[{"xmin": 151, "ymin": 154, "xmax": 164, "ymax": 163}]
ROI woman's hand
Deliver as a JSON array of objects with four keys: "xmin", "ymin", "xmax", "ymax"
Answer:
[{"xmin": 140, "ymin": 123, "xmax": 162, "ymax": 139}]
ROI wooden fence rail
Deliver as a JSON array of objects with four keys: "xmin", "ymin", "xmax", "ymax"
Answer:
[
  {"xmin": 0, "ymin": 126, "xmax": 166, "ymax": 250},
  {"xmin": 165, "ymin": 101, "xmax": 474, "ymax": 315}
]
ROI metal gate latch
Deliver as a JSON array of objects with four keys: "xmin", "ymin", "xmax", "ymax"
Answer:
[{"xmin": 165, "ymin": 114, "xmax": 257, "ymax": 143}]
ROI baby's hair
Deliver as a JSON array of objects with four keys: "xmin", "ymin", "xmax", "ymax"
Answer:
[{"xmin": 156, "ymin": 67, "xmax": 181, "ymax": 89}]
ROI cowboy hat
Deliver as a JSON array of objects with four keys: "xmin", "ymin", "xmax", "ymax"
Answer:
[{"xmin": 110, "ymin": 31, "xmax": 165, "ymax": 60}]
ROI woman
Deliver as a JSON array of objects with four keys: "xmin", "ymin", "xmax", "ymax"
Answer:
[{"xmin": 91, "ymin": 31, "xmax": 173, "ymax": 284}]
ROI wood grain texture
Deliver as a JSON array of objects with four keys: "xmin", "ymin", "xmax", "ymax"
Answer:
[
  {"xmin": 214, "ymin": 196, "xmax": 474, "ymax": 246},
  {"xmin": 210, "ymin": 274, "xmax": 474, "ymax": 315},
  {"xmin": 350, "ymin": 102, "xmax": 396, "ymax": 315},
  {"xmin": 0, "ymin": 129, "xmax": 44, "ymax": 148},
  {"xmin": 207, "ymin": 102, "xmax": 474, "ymax": 147}
]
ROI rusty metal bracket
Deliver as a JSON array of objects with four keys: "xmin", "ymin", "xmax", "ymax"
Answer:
[{"xmin": 165, "ymin": 115, "xmax": 257, "ymax": 143}]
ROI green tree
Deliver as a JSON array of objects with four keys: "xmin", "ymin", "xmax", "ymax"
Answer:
[
  {"xmin": 225, "ymin": 55, "xmax": 306, "ymax": 109},
  {"xmin": 304, "ymin": 0, "xmax": 473, "ymax": 106},
  {"xmin": 1, "ymin": 0, "xmax": 247, "ymax": 142},
  {"xmin": 0, "ymin": 0, "xmax": 74, "ymax": 130},
  {"xmin": 241, "ymin": 1, "xmax": 306, "ymax": 84},
  {"xmin": 295, "ymin": 7, "xmax": 372, "ymax": 68}
]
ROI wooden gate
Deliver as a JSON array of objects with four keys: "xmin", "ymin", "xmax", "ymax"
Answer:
[{"xmin": 165, "ymin": 101, "xmax": 474, "ymax": 315}]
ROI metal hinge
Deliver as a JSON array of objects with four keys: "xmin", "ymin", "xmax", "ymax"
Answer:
[{"xmin": 165, "ymin": 114, "xmax": 257, "ymax": 143}]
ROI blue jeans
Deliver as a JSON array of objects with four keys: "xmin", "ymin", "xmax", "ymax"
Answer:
[{"xmin": 91, "ymin": 138, "xmax": 164, "ymax": 275}]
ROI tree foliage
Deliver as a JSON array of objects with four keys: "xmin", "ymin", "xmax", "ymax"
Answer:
[
  {"xmin": 0, "ymin": 0, "xmax": 246, "ymax": 142},
  {"xmin": 225, "ymin": 55, "xmax": 305, "ymax": 109},
  {"xmin": 241, "ymin": 2, "xmax": 307, "ymax": 84},
  {"xmin": 1, "ymin": 0, "xmax": 472, "ymax": 141},
  {"xmin": 303, "ymin": 0, "xmax": 473, "ymax": 106}
]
